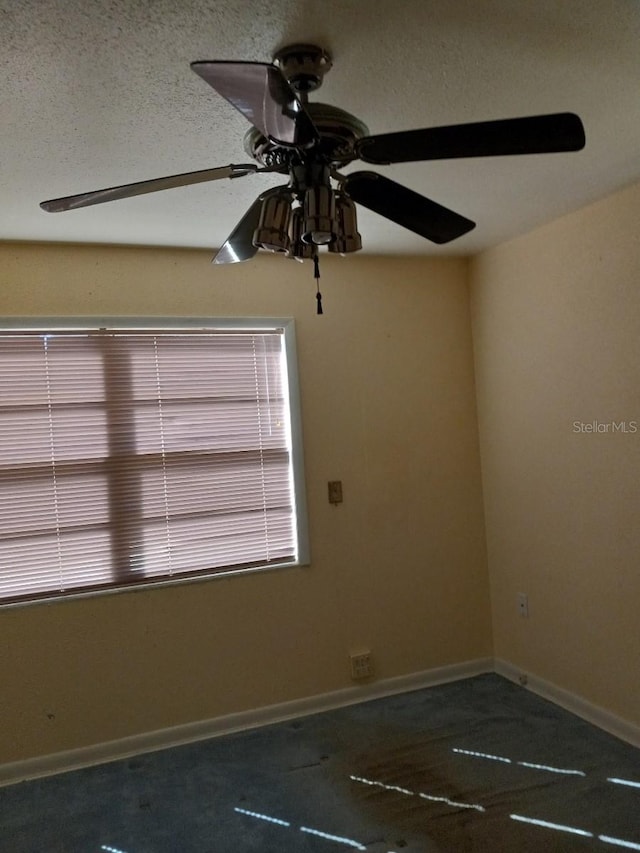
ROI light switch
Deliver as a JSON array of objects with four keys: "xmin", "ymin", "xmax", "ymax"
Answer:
[{"xmin": 328, "ymin": 480, "xmax": 343, "ymax": 504}]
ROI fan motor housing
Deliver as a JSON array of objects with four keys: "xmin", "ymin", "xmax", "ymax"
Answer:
[{"xmin": 244, "ymin": 102, "xmax": 370, "ymax": 168}]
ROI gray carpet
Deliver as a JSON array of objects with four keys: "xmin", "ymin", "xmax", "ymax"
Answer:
[{"xmin": 1, "ymin": 674, "xmax": 639, "ymax": 852}]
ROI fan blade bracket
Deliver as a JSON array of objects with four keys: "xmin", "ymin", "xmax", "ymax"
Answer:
[{"xmin": 229, "ymin": 164, "xmax": 259, "ymax": 178}]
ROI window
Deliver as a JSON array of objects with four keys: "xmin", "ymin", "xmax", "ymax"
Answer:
[{"xmin": 0, "ymin": 319, "xmax": 308, "ymax": 606}]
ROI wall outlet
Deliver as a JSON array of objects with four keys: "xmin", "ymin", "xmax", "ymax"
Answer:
[
  {"xmin": 517, "ymin": 592, "xmax": 529, "ymax": 618},
  {"xmin": 349, "ymin": 651, "xmax": 373, "ymax": 680}
]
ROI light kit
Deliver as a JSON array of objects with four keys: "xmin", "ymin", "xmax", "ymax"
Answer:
[
  {"xmin": 251, "ymin": 162, "xmax": 361, "ymax": 261},
  {"xmin": 253, "ymin": 189, "xmax": 293, "ymax": 254}
]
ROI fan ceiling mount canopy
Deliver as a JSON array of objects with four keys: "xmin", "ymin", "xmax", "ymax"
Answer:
[{"xmin": 40, "ymin": 43, "xmax": 586, "ymax": 265}]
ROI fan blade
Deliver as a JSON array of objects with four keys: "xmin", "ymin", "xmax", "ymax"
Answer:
[
  {"xmin": 356, "ymin": 113, "xmax": 585, "ymax": 165},
  {"xmin": 213, "ymin": 196, "xmax": 263, "ymax": 264},
  {"xmin": 191, "ymin": 61, "xmax": 318, "ymax": 147},
  {"xmin": 344, "ymin": 171, "xmax": 475, "ymax": 244},
  {"xmin": 40, "ymin": 164, "xmax": 257, "ymax": 212}
]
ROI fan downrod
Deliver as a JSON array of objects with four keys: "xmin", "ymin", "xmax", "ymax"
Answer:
[{"xmin": 273, "ymin": 43, "xmax": 332, "ymax": 93}]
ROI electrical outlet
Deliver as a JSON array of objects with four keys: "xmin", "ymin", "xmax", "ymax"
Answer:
[
  {"xmin": 349, "ymin": 651, "xmax": 373, "ymax": 680},
  {"xmin": 518, "ymin": 593, "xmax": 529, "ymax": 618}
]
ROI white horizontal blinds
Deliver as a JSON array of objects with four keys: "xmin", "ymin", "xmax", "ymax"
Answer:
[
  {"xmin": 0, "ymin": 334, "xmax": 111, "ymax": 601},
  {"xmin": 0, "ymin": 329, "xmax": 296, "ymax": 604},
  {"xmin": 131, "ymin": 331, "xmax": 295, "ymax": 577}
]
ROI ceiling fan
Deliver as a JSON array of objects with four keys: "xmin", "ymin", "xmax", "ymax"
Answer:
[{"xmin": 40, "ymin": 43, "xmax": 586, "ymax": 266}]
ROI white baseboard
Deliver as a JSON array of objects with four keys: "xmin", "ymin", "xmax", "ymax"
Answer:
[
  {"xmin": 4, "ymin": 658, "xmax": 637, "ymax": 788},
  {"xmin": 495, "ymin": 658, "xmax": 640, "ymax": 749},
  {"xmin": 0, "ymin": 657, "xmax": 493, "ymax": 788}
]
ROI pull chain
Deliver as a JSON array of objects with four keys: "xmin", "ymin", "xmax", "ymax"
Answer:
[{"xmin": 313, "ymin": 251, "xmax": 323, "ymax": 315}]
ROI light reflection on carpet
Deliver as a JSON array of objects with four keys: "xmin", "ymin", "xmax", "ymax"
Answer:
[
  {"xmin": 99, "ymin": 754, "xmax": 640, "ymax": 853},
  {"xmin": 452, "ymin": 746, "xmax": 586, "ymax": 775},
  {"xmin": 510, "ymin": 815, "xmax": 640, "ymax": 850},
  {"xmin": 350, "ymin": 773, "xmax": 485, "ymax": 812}
]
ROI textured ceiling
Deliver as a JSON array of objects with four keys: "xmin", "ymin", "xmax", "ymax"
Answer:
[{"xmin": 2, "ymin": 0, "xmax": 639, "ymax": 257}]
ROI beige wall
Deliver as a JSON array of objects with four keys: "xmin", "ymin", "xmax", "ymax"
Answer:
[
  {"xmin": 0, "ymin": 244, "xmax": 491, "ymax": 762},
  {"xmin": 470, "ymin": 180, "xmax": 640, "ymax": 726}
]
